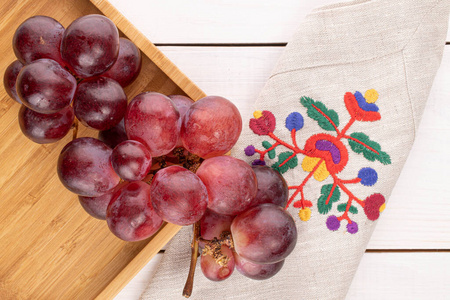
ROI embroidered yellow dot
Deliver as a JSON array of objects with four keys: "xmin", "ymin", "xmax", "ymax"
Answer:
[
  {"xmin": 302, "ymin": 156, "xmax": 330, "ymax": 181},
  {"xmin": 253, "ymin": 110, "xmax": 263, "ymax": 119},
  {"xmin": 379, "ymin": 203, "xmax": 386, "ymax": 212},
  {"xmin": 299, "ymin": 207, "xmax": 311, "ymax": 221},
  {"xmin": 365, "ymin": 89, "xmax": 379, "ymax": 103}
]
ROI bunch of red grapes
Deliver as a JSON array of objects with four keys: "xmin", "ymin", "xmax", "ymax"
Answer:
[{"xmin": 4, "ymin": 14, "xmax": 298, "ymax": 296}]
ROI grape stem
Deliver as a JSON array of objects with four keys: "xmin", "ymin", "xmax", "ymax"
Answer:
[
  {"xmin": 72, "ymin": 118, "xmax": 79, "ymax": 140},
  {"xmin": 183, "ymin": 221, "xmax": 200, "ymax": 298}
]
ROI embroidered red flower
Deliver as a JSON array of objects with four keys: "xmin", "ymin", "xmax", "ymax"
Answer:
[
  {"xmin": 364, "ymin": 193, "xmax": 386, "ymax": 221},
  {"xmin": 344, "ymin": 90, "xmax": 381, "ymax": 122},
  {"xmin": 303, "ymin": 133, "xmax": 349, "ymax": 174},
  {"xmin": 249, "ymin": 110, "xmax": 276, "ymax": 135}
]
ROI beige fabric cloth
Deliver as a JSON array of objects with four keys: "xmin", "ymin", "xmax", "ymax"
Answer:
[{"xmin": 142, "ymin": 0, "xmax": 450, "ymax": 299}]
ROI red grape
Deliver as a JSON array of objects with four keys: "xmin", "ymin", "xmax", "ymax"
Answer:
[
  {"xmin": 4, "ymin": 60, "xmax": 24, "ymax": 103},
  {"xmin": 18, "ymin": 105, "xmax": 74, "ymax": 144},
  {"xmin": 125, "ymin": 92, "xmax": 180, "ymax": 157},
  {"xmin": 102, "ymin": 38, "xmax": 141, "ymax": 87},
  {"xmin": 73, "ymin": 77, "xmax": 127, "ymax": 130},
  {"xmin": 234, "ymin": 252, "xmax": 284, "ymax": 280},
  {"xmin": 199, "ymin": 209, "xmax": 234, "ymax": 241},
  {"xmin": 168, "ymin": 94, "xmax": 194, "ymax": 147},
  {"xmin": 107, "ymin": 181, "xmax": 163, "ymax": 242},
  {"xmin": 181, "ymin": 96, "xmax": 242, "ymax": 159},
  {"xmin": 231, "ymin": 203, "xmax": 297, "ymax": 264},
  {"xmin": 196, "ymin": 156, "xmax": 257, "ymax": 216},
  {"xmin": 57, "ymin": 137, "xmax": 120, "ymax": 197},
  {"xmin": 151, "ymin": 166, "xmax": 208, "ymax": 226},
  {"xmin": 78, "ymin": 183, "xmax": 124, "ymax": 220},
  {"xmin": 98, "ymin": 118, "xmax": 128, "ymax": 149},
  {"xmin": 111, "ymin": 140, "xmax": 152, "ymax": 181},
  {"xmin": 252, "ymin": 165, "xmax": 288, "ymax": 208},
  {"xmin": 16, "ymin": 58, "xmax": 77, "ymax": 114},
  {"xmin": 13, "ymin": 16, "xmax": 65, "ymax": 65},
  {"xmin": 200, "ymin": 245, "xmax": 235, "ymax": 281},
  {"xmin": 61, "ymin": 14, "xmax": 119, "ymax": 78}
]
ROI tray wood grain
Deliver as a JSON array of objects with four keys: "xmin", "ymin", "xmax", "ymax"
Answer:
[{"xmin": 0, "ymin": 0, "xmax": 204, "ymax": 298}]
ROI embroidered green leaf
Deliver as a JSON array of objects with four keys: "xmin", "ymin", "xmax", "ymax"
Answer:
[
  {"xmin": 337, "ymin": 203, "xmax": 358, "ymax": 214},
  {"xmin": 348, "ymin": 132, "xmax": 391, "ymax": 165},
  {"xmin": 262, "ymin": 141, "xmax": 276, "ymax": 159},
  {"xmin": 271, "ymin": 151, "xmax": 298, "ymax": 174},
  {"xmin": 300, "ymin": 96, "xmax": 340, "ymax": 131},
  {"xmin": 349, "ymin": 205, "xmax": 358, "ymax": 214},
  {"xmin": 317, "ymin": 184, "xmax": 341, "ymax": 214}
]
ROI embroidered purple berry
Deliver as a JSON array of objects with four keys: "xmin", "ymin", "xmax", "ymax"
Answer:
[
  {"xmin": 252, "ymin": 159, "xmax": 266, "ymax": 166},
  {"xmin": 326, "ymin": 215, "xmax": 340, "ymax": 231},
  {"xmin": 346, "ymin": 221, "xmax": 358, "ymax": 234},
  {"xmin": 285, "ymin": 112, "xmax": 304, "ymax": 131},
  {"xmin": 358, "ymin": 167, "xmax": 378, "ymax": 186},
  {"xmin": 245, "ymin": 145, "xmax": 256, "ymax": 156}
]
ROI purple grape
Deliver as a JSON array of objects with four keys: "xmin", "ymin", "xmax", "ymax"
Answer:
[
  {"xmin": 234, "ymin": 251, "xmax": 284, "ymax": 280},
  {"xmin": 181, "ymin": 96, "xmax": 242, "ymax": 159},
  {"xmin": 151, "ymin": 166, "xmax": 208, "ymax": 226},
  {"xmin": 251, "ymin": 165, "xmax": 288, "ymax": 208},
  {"xmin": 125, "ymin": 92, "xmax": 180, "ymax": 157},
  {"xmin": 231, "ymin": 203, "xmax": 297, "ymax": 264},
  {"xmin": 57, "ymin": 137, "xmax": 120, "ymax": 197},
  {"xmin": 73, "ymin": 77, "xmax": 127, "ymax": 130},
  {"xmin": 111, "ymin": 140, "xmax": 152, "ymax": 181},
  {"xmin": 168, "ymin": 95, "xmax": 194, "ymax": 147},
  {"xmin": 18, "ymin": 105, "xmax": 74, "ymax": 144},
  {"xmin": 102, "ymin": 38, "xmax": 141, "ymax": 87},
  {"xmin": 107, "ymin": 181, "xmax": 163, "ymax": 242},
  {"xmin": 61, "ymin": 14, "xmax": 119, "ymax": 78},
  {"xmin": 98, "ymin": 119, "xmax": 128, "ymax": 149},
  {"xmin": 201, "ymin": 245, "xmax": 235, "ymax": 281},
  {"xmin": 16, "ymin": 58, "xmax": 77, "ymax": 114},
  {"xmin": 13, "ymin": 16, "xmax": 65, "ymax": 66},
  {"xmin": 196, "ymin": 156, "xmax": 258, "ymax": 216},
  {"xmin": 3, "ymin": 60, "xmax": 24, "ymax": 103}
]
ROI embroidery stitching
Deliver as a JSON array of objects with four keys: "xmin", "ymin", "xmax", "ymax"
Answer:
[{"xmin": 245, "ymin": 90, "xmax": 390, "ymax": 234}]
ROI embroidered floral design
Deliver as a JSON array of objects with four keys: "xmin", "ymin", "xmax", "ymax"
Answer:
[{"xmin": 245, "ymin": 90, "xmax": 391, "ymax": 234}]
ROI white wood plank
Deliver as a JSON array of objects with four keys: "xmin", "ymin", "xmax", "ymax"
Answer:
[
  {"xmin": 109, "ymin": 0, "xmax": 450, "ymax": 43},
  {"xmin": 115, "ymin": 252, "xmax": 450, "ymax": 299},
  {"xmin": 347, "ymin": 253, "xmax": 450, "ymax": 300},
  {"xmin": 157, "ymin": 46, "xmax": 450, "ymax": 249}
]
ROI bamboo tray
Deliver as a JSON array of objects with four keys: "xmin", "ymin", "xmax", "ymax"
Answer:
[{"xmin": 0, "ymin": 0, "xmax": 205, "ymax": 298}]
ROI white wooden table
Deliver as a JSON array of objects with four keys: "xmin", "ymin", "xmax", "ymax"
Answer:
[{"xmin": 111, "ymin": 1, "xmax": 450, "ymax": 299}]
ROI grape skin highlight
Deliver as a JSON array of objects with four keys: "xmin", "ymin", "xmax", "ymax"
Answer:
[
  {"xmin": 57, "ymin": 137, "xmax": 120, "ymax": 197},
  {"xmin": 181, "ymin": 96, "xmax": 242, "ymax": 159},
  {"xmin": 196, "ymin": 156, "xmax": 258, "ymax": 216},
  {"xmin": 107, "ymin": 181, "xmax": 163, "ymax": 242},
  {"xmin": 61, "ymin": 14, "xmax": 119, "ymax": 78},
  {"xmin": 231, "ymin": 203, "xmax": 297, "ymax": 264},
  {"xmin": 19, "ymin": 105, "xmax": 74, "ymax": 144},
  {"xmin": 13, "ymin": 16, "xmax": 65, "ymax": 66},
  {"xmin": 111, "ymin": 140, "xmax": 152, "ymax": 181},
  {"xmin": 73, "ymin": 77, "xmax": 127, "ymax": 131},
  {"xmin": 125, "ymin": 92, "xmax": 181, "ymax": 157},
  {"xmin": 16, "ymin": 58, "xmax": 77, "ymax": 114},
  {"xmin": 151, "ymin": 166, "xmax": 208, "ymax": 226}
]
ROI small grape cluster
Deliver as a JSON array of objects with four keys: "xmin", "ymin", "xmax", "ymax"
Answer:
[{"xmin": 4, "ymin": 14, "xmax": 298, "ymax": 297}]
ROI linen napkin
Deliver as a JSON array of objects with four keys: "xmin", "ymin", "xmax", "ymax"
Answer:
[{"xmin": 142, "ymin": 0, "xmax": 450, "ymax": 299}]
